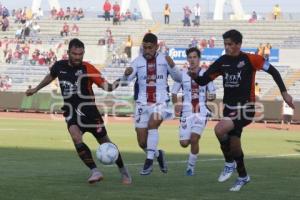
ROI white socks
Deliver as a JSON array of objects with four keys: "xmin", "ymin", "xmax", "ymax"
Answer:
[
  {"xmin": 147, "ymin": 129, "xmax": 159, "ymax": 160},
  {"xmin": 187, "ymin": 153, "xmax": 198, "ymax": 168}
]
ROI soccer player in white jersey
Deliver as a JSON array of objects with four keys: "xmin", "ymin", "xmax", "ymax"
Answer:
[
  {"xmin": 171, "ymin": 47, "xmax": 216, "ymax": 176},
  {"xmin": 123, "ymin": 33, "xmax": 181, "ymax": 175}
]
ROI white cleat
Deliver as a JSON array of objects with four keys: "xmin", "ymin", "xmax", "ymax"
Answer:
[
  {"xmin": 218, "ymin": 162, "xmax": 236, "ymax": 182},
  {"xmin": 229, "ymin": 175, "xmax": 251, "ymax": 192},
  {"xmin": 88, "ymin": 171, "xmax": 104, "ymax": 184}
]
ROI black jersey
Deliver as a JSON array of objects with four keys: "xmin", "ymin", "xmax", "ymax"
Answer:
[
  {"xmin": 199, "ymin": 52, "xmax": 268, "ymax": 106},
  {"xmin": 50, "ymin": 60, "xmax": 107, "ymax": 115}
]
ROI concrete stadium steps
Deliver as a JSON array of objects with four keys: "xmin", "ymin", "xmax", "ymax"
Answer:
[
  {"xmin": 157, "ymin": 20, "xmax": 300, "ymax": 48},
  {"xmin": 264, "ymin": 68, "xmax": 300, "ymax": 100}
]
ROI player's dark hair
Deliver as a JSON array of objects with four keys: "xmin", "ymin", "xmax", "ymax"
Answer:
[
  {"xmin": 223, "ymin": 29, "xmax": 243, "ymax": 44},
  {"xmin": 186, "ymin": 47, "xmax": 201, "ymax": 58},
  {"xmin": 143, "ymin": 33, "xmax": 158, "ymax": 44},
  {"xmin": 68, "ymin": 38, "xmax": 85, "ymax": 50}
]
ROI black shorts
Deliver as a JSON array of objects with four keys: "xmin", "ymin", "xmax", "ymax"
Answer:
[
  {"xmin": 283, "ymin": 115, "xmax": 292, "ymax": 123},
  {"xmin": 63, "ymin": 105, "xmax": 107, "ymax": 140},
  {"xmin": 223, "ymin": 105, "xmax": 255, "ymax": 137}
]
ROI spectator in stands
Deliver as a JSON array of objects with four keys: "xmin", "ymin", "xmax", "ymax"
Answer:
[
  {"xmin": 200, "ymin": 38, "xmax": 208, "ymax": 49},
  {"xmin": 57, "ymin": 8, "xmax": 65, "ymax": 20},
  {"xmin": 163, "ymin": 4, "xmax": 171, "ymax": 24},
  {"xmin": 256, "ymin": 43, "xmax": 264, "ymax": 56},
  {"xmin": 71, "ymin": 23, "xmax": 79, "ymax": 36},
  {"xmin": 281, "ymin": 101, "xmax": 294, "ymax": 130},
  {"xmin": 77, "ymin": 8, "xmax": 84, "ymax": 20},
  {"xmin": 15, "ymin": 25, "xmax": 23, "ymax": 39},
  {"xmin": 124, "ymin": 9, "xmax": 132, "ymax": 21},
  {"xmin": 32, "ymin": 22, "xmax": 41, "ymax": 36},
  {"xmin": 255, "ymin": 82, "xmax": 261, "ymax": 100},
  {"xmin": 51, "ymin": 7, "xmax": 57, "ymax": 19},
  {"xmin": 103, "ymin": 0, "xmax": 112, "ymax": 21},
  {"xmin": 264, "ymin": 43, "xmax": 272, "ymax": 61},
  {"xmin": 60, "ymin": 23, "xmax": 70, "ymax": 37},
  {"xmin": 2, "ymin": 6, "xmax": 10, "ymax": 17},
  {"xmin": 193, "ymin": 3, "xmax": 201, "ymax": 26},
  {"xmin": 124, "ymin": 35, "xmax": 133, "ymax": 59},
  {"xmin": 132, "ymin": 8, "xmax": 139, "ymax": 21},
  {"xmin": 189, "ymin": 37, "xmax": 198, "ymax": 48},
  {"xmin": 25, "ymin": 7, "xmax": 33, "ymax": 21},
  {"xmin": 272, "ymin": 4, "xmax": 281, "ymax": 20},
  {"xmin": 2, "ymin": 75, "xmax": 12, "ymax": 91},
  {"xmin": 249, "ymin": 11, "xmax": 257, "ymax": 23},
  {"xmin": 64, "ymin": 7, "xmax": 71, "ymax": 20},
  {"xmin": 71, "ymin": 7, "xmax": 78, "ymax": 20},
  {"xmin": 107, "ymin": 34, "xmax": 114, "ymax": 51},
  {"xmin": 183, "ymin": 6, "xmax": 192, "ymax": 26},
  {"xmin": 34, "ymin": 8, "xmax": 43, "ymax": 20},
  {"xmin": 208, "ymin": 36, "xmax": 215, "ymax": 48},
  {"xmin": 1, "ymin": 16, "xmax": 9, "ymax": 31}
]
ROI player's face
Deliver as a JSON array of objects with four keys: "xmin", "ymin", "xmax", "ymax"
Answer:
[
  {"xmin": 224, "ymin": 38, "xmax": 241, "ymax": 56},
  {"xmin": 187, "ymin": 51, "xmax": 200, "ymax": 70},
  {"xmin": 68, "ymin": 47, "xmax": 84, "ymax": 67},
  {"xmin": 143, "ymin": 42, "xmax": 158, "ymax": 60}
]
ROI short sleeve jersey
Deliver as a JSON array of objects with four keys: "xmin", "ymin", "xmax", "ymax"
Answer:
[{"xmin": 50, "ymin": 60, "xmax": 107, "ymax": 110}]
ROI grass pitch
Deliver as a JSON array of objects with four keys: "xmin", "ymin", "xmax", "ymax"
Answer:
[{"xmin": 0, "ymin": 117, "xmax": 300, "ymax": 200}]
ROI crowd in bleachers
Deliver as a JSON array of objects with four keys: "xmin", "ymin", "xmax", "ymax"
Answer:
[{"xmin": 0, "ymin": 74, "xmax": 12, "ymax": 91}]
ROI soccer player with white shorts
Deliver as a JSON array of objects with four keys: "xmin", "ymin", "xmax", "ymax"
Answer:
[
  {"xmin": 171, "ymin": 47, "xmax": 216, "ymax": 176},
  {"xmin": 123, "ymin": 33, "xmax": 181, "ymax": 175}
]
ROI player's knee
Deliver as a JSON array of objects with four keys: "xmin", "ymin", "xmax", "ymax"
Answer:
[
  {"xmin": 180, "ymin": 140, "xmax": 189, "ymax": 148},
  {"xmin": 190, "ymin": 138, "xmax": 199, "ymax": 146}
]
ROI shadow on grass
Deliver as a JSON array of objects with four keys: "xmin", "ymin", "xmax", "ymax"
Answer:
[{"xmin": 0, "ymin": 147, "xmax": 300, "ymax": 200}]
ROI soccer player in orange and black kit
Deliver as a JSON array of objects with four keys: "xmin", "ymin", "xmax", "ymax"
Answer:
[
  {"xmin": 188, "ymin": 29, "xmax": 294, "ymax": 191},
  {"xmin": 25, "ymin": 38, "xmax": 132, "ymax": 185}
]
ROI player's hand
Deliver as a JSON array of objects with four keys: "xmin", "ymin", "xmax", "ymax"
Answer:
[
  {"xmin": 124, "ymin": 67, "xmax": 133, "ymax": 76},
  {"xmin": 165, "ymin": 55, "xmax": 175, "ymax": 68},
  {"xmin": 174, "ymin": 104, "xmax": 182, "ymax": 117},
  {"xmin": 25, "ymin": 88, "xmax": 37, "ymax": 96},
  {"xmin": 282, "ymin": 91, "xmax": 295, "ymax": 109}
]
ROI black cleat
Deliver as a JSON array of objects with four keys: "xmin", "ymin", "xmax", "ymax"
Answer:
[
  {"xmin": 157, "ymin": 150, "xmax": 168, "ymax": 173},
  {"xmin": 140, "ymin": 159, "xmax": 153, "ymax": 175}
]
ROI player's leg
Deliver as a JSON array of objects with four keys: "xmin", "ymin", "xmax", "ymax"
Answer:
[
  {"xmin": 68, "ymin": 124, "xmax": 103, "ymax": 183},
  {"xmin": 185, "ymin": 133, "xmax": 200, "ymax": 176},
  {"xmin": 229, "ymin": 106, "xmax": 254, "ymax": 191},
  {"xmin": 185, "ymin": 114, "xmax": 206, "ymax": 176},
  {"xmin": 140, "ymin": 112, "xmax": 163, "ymax": 175},
  {"xmin": 91, "ymin": 124, "xmax": 132, "ymax": 185},
  {"xmin": 214, "ymin": 118, "xmax": 237, "ymax": 182},
  {"xmin": 229, "ymin": 134, "xmax": 250, "ymax": 192}
]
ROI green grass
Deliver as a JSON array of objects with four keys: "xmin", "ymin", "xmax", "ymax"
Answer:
[{"xmin": 0, "ymin": 118, "xmax": 300, "ymax": 200}]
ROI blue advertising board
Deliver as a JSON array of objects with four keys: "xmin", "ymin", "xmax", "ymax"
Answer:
[{"xmin": 169, "ymin": 48, "xmax": 279, "ymax": 62}]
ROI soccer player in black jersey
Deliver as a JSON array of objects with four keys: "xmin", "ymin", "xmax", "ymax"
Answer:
[
  {"xmin": 188, "ymin": 30, "xmax": 294, "ymax": 191},
  {"xmin": 25, "ymin": 38, "xmax": 132, "ymax": 185}
]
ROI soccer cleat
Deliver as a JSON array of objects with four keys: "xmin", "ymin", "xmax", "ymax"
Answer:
[
  {"xmin": 218, "ymin": 162, "xmax": 236, "ymax": 182},
  {"xmin": 119, "ymin": 166, "xmax": 132, "ymax": 185},
  {"xmin": 140, "ymin": 159, "xmax": 153, "ymax": 175},
  {"xmin": 229, "ymin": 175, "xmax": 251, "ymax": 192},
  {"xmin": 88, "ymin": 171, "xmax": 104, "ymax": 184},
  {"xmin": 157, "ymin": 150, "xmax": 168, "ymax": 173},
  {"xmin": 185, "ymin": 167, "xmax": 194, "ymax": 176}
]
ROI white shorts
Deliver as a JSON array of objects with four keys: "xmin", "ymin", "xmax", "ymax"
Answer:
[
  {"xmin": 134, "ymin": 102, "xmax": 174, "ymax": 128},
  {"xmin": 179, "ymin": 113, "xmax": 208, "ymax": 141}
]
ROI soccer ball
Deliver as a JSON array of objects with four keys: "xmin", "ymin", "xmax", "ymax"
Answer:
[{"xmin": 96, "ymin": 142, "xmax": 119, "ymax": 165}]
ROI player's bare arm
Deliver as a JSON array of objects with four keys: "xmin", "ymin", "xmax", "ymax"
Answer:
[
  {"xmin": 25, "ymin": 74, "xmax": 55, "ymax": 96},
  {"xmin": 124, "ymin": 67, "xmax": 133, "ymax": 76},
  {"xmin": 165, "ymin": 55, "xmax": 175, "ymax": 68}
]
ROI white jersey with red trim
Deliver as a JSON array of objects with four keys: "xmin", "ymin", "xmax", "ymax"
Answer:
[
  {"xmin": 172, "ymin": 68, "xmax": 216, "ymax": 116},
  {"xmin": 126, "ymin": 53, "xmax": 181, "ymax": 104}
]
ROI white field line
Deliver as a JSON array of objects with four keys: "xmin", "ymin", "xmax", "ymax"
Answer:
[{"xmin": 104, "ymin": 153, "xmax": 300, "ymax": 167}]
